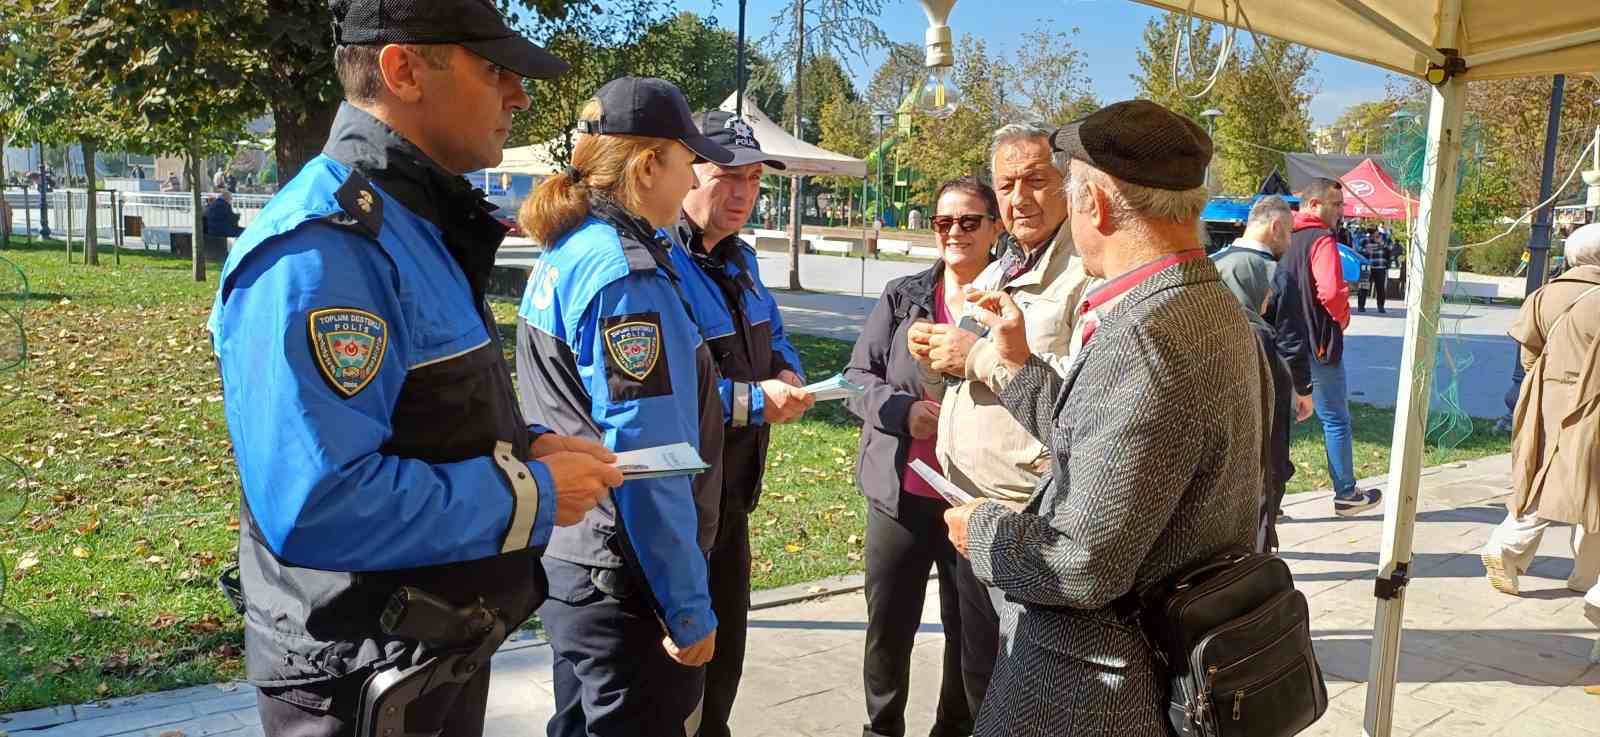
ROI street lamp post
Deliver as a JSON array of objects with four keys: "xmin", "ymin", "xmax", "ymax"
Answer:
[
  {"xmin": 37, "ymin": 141, "xmax": 51, "ymax": 239},
  {"xmin": 875, "ymin": 112, "xmax": 891, "ymax": 226},
  {"xmin": 1200, "ymin": 109, "xmax": 1222, "ymax": 189}
]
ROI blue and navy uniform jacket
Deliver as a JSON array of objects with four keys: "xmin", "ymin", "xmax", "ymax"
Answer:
[
  {"xmin": 516, "ymin": 198, "xmax": 725, "ymax": 648},
  {"xmin": 666, "ymin": 219, "xmax": 804, "ymax": 512},
  {"xmin": 207, "ymin": 103, "xmax": 556, "ymax": 688}
]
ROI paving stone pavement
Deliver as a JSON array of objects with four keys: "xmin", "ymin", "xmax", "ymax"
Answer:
[{"xmin": 6, "ymin": 453, "xmax": 1598, "ymax": 736}]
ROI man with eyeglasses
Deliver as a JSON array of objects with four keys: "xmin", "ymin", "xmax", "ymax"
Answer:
[{"xmin": 908, "ymin": 123, "xmax": 1092, "ymax": 720}]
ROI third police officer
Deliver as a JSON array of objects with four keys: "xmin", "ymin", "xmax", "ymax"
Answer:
[{"xmin": 666, "ymin": 111, "xmax": 814, "ymax": 737}]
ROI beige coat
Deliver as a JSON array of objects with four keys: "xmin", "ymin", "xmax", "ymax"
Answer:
[
  {"xmin": 1509, "ymin": 264, "xmax": 1600, "ymax": 530},
  {"xmin": 926, "ymin": 226, "xmax": 1092, "ymax": 503}
]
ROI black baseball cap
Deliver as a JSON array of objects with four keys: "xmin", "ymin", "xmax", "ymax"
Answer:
[
  {"xmin": 1049, "ymin": 100, "xmax": 1213, "ymax": 191},
  {"xmin": 579, "ymin": 78, "xmax": 735, "ymax": 165},
  {"xmin": 329, "ymin": 0, "xmax": 569, "ymax": 80},
  {"xmin": 692, "ymin": 111, "xmax": 787, "ymax": 170}
]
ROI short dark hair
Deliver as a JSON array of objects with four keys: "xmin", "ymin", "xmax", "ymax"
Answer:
[
  {"xmin": 1298, "ymin": 177, "xmax": 1342, "ymax": 202},
  {"xmin": 334, "ymin": 43, "xmax": 453, "ymax": 104},
  {"xmin": 934, "ymin": 176, "xmax": 1000, "ymax": 218}
]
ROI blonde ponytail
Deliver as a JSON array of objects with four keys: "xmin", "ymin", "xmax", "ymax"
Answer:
[{"xmin": 520, "ymin": 99, "xmax": 673, "ymax": 247}]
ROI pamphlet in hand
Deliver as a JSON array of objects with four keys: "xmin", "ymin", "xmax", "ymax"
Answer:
[
  {"xmin": 800, "ymin": 373, "xmax": 866, "ymax": 403},
  {"xmin": 613, "ymin": 442, "xmax": 711, "ymax": 481},
  {"xmin": 908, "ymin": 459, "xmax": 976, "ymax": 507}
]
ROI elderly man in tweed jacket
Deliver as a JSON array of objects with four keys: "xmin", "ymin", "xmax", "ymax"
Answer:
[{"xmin": 948, "ymin": 100, "xmax": 1271, "ymax": 737}]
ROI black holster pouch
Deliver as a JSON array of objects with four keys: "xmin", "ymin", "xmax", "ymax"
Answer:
[{"xmin": 354, "ymin": 587, "xmax": 510, "ymax": 737}]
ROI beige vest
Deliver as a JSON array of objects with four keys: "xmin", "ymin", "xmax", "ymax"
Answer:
[{"xmin": 931, "ymin": 226, "xmax": 1091, "ymax": 502}]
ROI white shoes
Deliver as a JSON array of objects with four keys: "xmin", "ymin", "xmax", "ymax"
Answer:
[{"xmin": 1482, "ymin": 553, "xmax": 1521, "ymax": 596}]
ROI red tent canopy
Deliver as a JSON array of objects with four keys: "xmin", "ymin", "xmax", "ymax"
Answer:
[{"xmin": 1339, "ymin": 158, "xmax": 1419, "ymax": 221}]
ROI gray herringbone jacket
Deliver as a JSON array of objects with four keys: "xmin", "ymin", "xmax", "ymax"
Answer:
[{"xmin": 966, "ymin": 256, "xmax": 1270, "ymax": 737}]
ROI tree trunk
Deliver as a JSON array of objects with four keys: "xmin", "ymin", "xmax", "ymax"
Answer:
[
  {"xmin": 189, "ymin": 141, "xmax": 206, "ymax": 282},
  {"xmin": 0, "ymin": 128, "xmax": 9, "ymax": 249},
  {"xmin": 272, "ymin": 98, "xmax": 339, "ymax": 186},
  {"xmin": 83, "ymin": 138, "xmax": 99, "ymax": 265},
  {"xmin": 786, "ymin": 0, "xmax": 805, "ymax": 292}
]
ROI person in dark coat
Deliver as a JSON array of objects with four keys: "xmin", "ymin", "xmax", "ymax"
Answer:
[
  {"xmin": 202, "ymin": 189, "xmax": 246, "ymax": 261},
  {"xmin": 845, "ymin": 176, "xmax": 1000, "ymax": 737}
]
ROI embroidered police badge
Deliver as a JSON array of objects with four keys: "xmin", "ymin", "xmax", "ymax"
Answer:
[
  {"xmin": 605, "ymin": 320, "xmax": 660, "ymax": 380},
  {"xmin": 308, "ymin": 307, "xmax": 389, "ymax": 397},
  {"xmin": 724, "ymin": 116, "xmax": 759, "ymax": 149},
  {"xmin": 600, "ymin": 312, "xmax": 672, "ymax": 400}
]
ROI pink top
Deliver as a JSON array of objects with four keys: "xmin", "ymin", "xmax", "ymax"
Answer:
[{"xmin": 901, "ymin": 281, "xmax": 952, "ymax": 500}]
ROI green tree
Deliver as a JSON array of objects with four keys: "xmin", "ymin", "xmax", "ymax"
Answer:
[
  {"xmin": 510, "ymin": 1, "xmax": 676, "ymax": 165},
  {"xmin": 1005, "ymin": 27, "xmax": 1098, "ymax": 127},
  {"xmin": 1131, "ymin": 13, "xmax": 1222, "ymax": 123},
  {"xmin": 784, "ymin": 54, "xmax": 857, "ymax": 143},
  {"xmin": 1211, "ymin": 38, "xmax": 1316, "ymax": 194},
  {"xmin": 65, "ymin": 1, "xmax": 268, "ymax": 281},
  {"xmin": 864, "ymin": 42, "xmax": 920, "ymax": 116},
  {"xmin": 900, "ymin": 36, "xmax": 1006, "ymax": 205},
  {"xmin": 1, "ymin": 4, "xmax": 141, "ymax": 263},
  {"xmin": 760, "ymin": 0, "xmax": 890, "ymax": 289},
  {"xmin": 1331, "ymin": 100, "xmax": 1400, "ymax": 156},
  {"xmin": 814, "ymin": 93, "xmax": 872, "ymax": 216}
]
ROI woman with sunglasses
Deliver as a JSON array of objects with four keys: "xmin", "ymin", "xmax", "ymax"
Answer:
[{"xmin": 844, "ymin": 176, "xmax": 1002, "ymax": 737}]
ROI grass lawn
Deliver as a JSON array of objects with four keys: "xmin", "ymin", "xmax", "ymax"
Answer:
[{"xmin": 0, "ymin": 236, "xmax": 1509, "ymax": 713}]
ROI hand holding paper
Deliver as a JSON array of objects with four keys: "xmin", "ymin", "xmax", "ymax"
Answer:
[
  {"xmin": 801, "ymin": 373, "xmax": 866, "ymax": 403},
  {"xmin": 909, "ymin": 459, "xmax": 975, "ymax": 507},
  {"xmin": 612, "ymin": 442, "xmax": 711, "ymax": 481}
]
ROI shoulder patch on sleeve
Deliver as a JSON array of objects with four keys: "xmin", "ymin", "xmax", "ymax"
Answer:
[
  {"xmin": 308, "ymin": 307, "xmax": 389, "ymax": 397},
  {"xmin": 326, "ymin": 170, "xmax": 384, "ymax": 239},
  {"xmin": 601, "ymin": 311, "xmax": 672, "ymax": 400}
]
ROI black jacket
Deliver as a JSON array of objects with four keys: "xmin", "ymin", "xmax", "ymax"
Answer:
[{"xmin": 844, "ymin": 264, "xmax": 941, "ymax": 519}]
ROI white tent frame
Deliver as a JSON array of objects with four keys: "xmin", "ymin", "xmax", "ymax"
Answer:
[{"xmin": 1095, "ymin": 2, "xmax": 1598, "ymax": 736}]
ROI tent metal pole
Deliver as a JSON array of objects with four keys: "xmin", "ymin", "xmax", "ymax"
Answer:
[
  {"xmin": 1462, "ymin": 27, "xmax": 1600, "ymax": 69},
  {"xmin": 1328, "ymin": 0, "xmax": 1447, "ymax": 66},
  {"xmin": 1361, "ymin": 67, "xmax": 1468, "ymax": 737}
]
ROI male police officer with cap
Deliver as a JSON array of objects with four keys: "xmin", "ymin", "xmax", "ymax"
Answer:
[
  {"xmin": 208, "ymin": 2, "xmax": 621, "ymax": 734},
  {"xmin": 664, "ymin": 111, "xmax": 812, "ymax": 737}
]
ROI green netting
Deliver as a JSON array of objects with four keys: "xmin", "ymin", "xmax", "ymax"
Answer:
[
  {"xmin": 0, "ymin": 254, "xmax": 30, "ymax": 638},
  {"xmin": 1381, "ymin": 111, "xmax": 1486, "ymax": 451}
]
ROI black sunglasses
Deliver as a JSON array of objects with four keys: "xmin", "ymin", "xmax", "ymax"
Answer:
[{"xmin": 932, "ymin": 214, "xmax": 991, "ymax": 233}]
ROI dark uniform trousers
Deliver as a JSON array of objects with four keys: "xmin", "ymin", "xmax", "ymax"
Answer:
[
  {"xmin": 256, "ymin": 668, "xmax": 491, "ymax": 737},
  {"xmin": 542, "ymin": 558, "xmax": 708, "ymax": 737},
  {"xmin": 862, "ymin": 491, "xmax": 979, "ymax": 737},
  {"xmin": 700, "ymin": 472, "xmax": 753, "ymax": 737}
]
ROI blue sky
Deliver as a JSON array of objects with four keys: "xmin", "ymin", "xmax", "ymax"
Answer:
[{"xmin": 677, "ymin": 0, "xmax": 1403, "ymax": 126}]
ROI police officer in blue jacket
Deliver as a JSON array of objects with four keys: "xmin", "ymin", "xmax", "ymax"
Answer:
[
  {"xmin": 666, "ymin": 111, "xmax": 813, "ymax": 737},
  {"xmin": 208, "ymin": 2, "xmax": 622, "ymax": 734},
  {"xmin": 513, "ymin": 77, "xmax": 736, "ymax": 737}
]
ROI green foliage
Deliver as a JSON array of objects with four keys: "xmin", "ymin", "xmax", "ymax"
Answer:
[
  {"xmin": 1330, "ymin": 100, "xmax": 1400, "ymax": 156},
  {"xmin": 1004, "ymin": 26, "xmax": 1099, "ymax": 128},
  {"xmin": 782, "ymin": 54, "xmax": 856, "ymax": 143},
  {"xmin": 864, "ymin": 42, "xmax": 920, "ymax": 116},
  {"xmin": 1130, "ymin": 13, "xmax": 1222, "ymax": 123},
  {"xmin": 1131, "ymin": 13, "xmax": 1317, "ymax": 195},
  {"xmin": 510, "ymin": 7, "xmax": 760, "ymax": 165},
  {"xmin": 1212, "ymin": 38, "xmax": 1315, "ymax": 195},
  {"xmin": 899, "ymin": 36, "xmax": 1006, "ymax": 205},
  {"xmin": 815, "ymin": 94, "xmax": 872, "ymax": 192}
]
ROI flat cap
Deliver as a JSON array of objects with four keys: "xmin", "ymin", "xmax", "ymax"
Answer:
[{"xmin": 1050, "ymin": 100, "xmax": 1213, "ymax": 191}]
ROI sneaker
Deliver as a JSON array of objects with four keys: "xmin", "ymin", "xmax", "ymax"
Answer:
[
  {"xmin": 1481, "ymin": 553, "xmax": 1521, "ymax": 596},
  {"xmin": 1333, "ymin": 488, "xmax": 1381, "ymax": 517}
]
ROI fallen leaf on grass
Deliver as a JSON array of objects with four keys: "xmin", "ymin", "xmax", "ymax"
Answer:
[
  {"xmin": 190, "ymin": 614, "xmax": 223, "ymax": 633},
  {"xmin": 784, "ymin": 543, "xmax": 804, "ymax": 554},
  {"xmin": 72, "ymin": 546, "xmax": 91, "ymax": 559},
  {"xmin": 86, "ymin": 607, "xmax": 114, "ymax": 620},
  {"xmin": 96, "ymin": 682, "xmax": 110, "ymax": 696},
  {"xmin": 847, "ymin": 535, "xmax": 860, "ymax": 545},
  {"xmin": 150, "ymin": 613, "xmax": 179, "ymax": 629}
]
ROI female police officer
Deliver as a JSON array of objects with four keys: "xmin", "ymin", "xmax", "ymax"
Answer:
[{"xmin": 514, "ymin": 77, "xmax": 735, "ymax": 737}]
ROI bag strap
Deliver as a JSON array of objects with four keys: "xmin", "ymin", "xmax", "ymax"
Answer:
[{"xmin": 1544, "ymin": 284, "xmax": 1600, "ymax": 339}]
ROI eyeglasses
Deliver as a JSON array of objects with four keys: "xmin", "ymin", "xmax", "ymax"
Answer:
[{"xmin": 932, "ymin": 214, "xmax": 991, "ymax": 233}]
